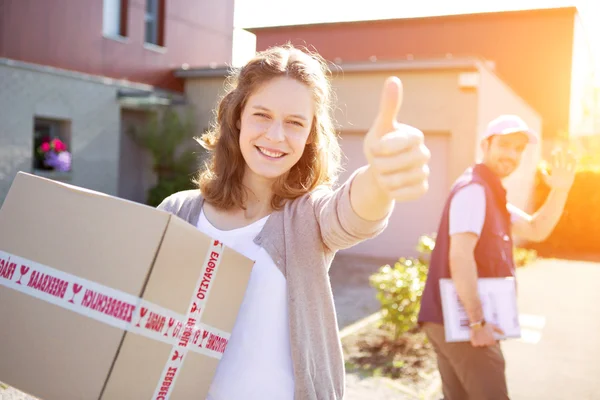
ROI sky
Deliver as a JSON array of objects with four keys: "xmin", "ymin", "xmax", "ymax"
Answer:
[{"xmin": 233, "ymin": 0, "xmax": 600, "ymax": 84}]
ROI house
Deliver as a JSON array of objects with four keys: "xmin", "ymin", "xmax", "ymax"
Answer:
[
  {"xmin": 176, "ymin": 57, "xmax": 541, "ymax": 261},
  {"xmin": 195, "ymin": 5, "xmax": 596, "ymax": 260},
  {"xmin": 0, "ymin": 0, "xmax": 240, "ymax": 206},
  {"xmin": 248, "ymin": 6, "xmax": 596, "ymax": 144},
  {"xmin": 0, "ymin": 3, "xmax": 570, "ymax": 262}
]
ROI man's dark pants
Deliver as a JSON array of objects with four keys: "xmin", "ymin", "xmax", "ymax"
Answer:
[{"xmin": 422, "ymin": 322, "xmax": 510, "ymax": 400}]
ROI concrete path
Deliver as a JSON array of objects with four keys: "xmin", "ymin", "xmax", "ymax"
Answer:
[
  {"xmin": 502, "ymin": 258, "xmax": 600, "ymax": 400},
  {"xmin": 331, "ymin": 255, "xmax": 600, "ymax": 400}
]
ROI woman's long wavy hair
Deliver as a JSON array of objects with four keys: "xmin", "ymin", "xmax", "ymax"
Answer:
[{"xmin": 194, "ymin": 44, "xmax": 342, "ymax": 211}]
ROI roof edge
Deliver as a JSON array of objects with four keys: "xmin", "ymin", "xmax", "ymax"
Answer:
[
  {"xmin": 244, "ymin": 6, "xmax": 578, "ymax": 31},
  {"xmin": 0, "ymin": 57, "xmax": 184, "ymax": 96},
  {"xmin": 174, "ymin": 57, "xmax": 486, "ymax": 79},
  {"xmin": 330, "ymin": 58, "xmax": 483, "ymax": 74},
  {"xmin": 174, "ymin": 66, "xmax": 233, "ymax": 78}
]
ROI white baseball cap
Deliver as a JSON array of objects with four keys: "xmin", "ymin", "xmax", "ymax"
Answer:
[{"xmin": 482, "ymin": 115, "xmax": 538, "ymax": 144}]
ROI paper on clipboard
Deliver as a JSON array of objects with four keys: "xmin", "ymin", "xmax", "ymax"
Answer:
[{"xmin": 439, "ymin": 277, "xmax": 521, "ymax": 342}]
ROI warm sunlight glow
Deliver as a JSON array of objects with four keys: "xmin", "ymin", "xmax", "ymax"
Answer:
[
  {"xmin": 234, "ymin": 0, "xmax": 600, "ymax": 84},
  {"xmin": 235, "ymin": 0, "xmax": 600, "ymax": 137}
]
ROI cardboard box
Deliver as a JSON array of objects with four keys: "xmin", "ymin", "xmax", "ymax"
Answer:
[{"xmin": 0, "ymin": 172, "xmax": 253, "ymax": 399}]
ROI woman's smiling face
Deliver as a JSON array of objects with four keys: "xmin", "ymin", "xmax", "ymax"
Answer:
[{"xmin": 238, "ymin": 76, "xmax": 315, "ymax": 182}]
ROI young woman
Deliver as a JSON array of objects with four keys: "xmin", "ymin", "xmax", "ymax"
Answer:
[{"xmin": 158, "ymin": 44, "xmax": 430, "ymax": 399}]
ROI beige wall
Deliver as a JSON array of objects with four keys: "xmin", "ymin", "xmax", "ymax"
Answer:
[
  {"xmin": 0, "ymin": 61, "xmax": 199, "ymax": 207},
  {"xmin": 330, "ymin": 70, "xmax": 478, "ymax": 261},
  {"xmin": 0, "ymin": 62, "xmax": 123, "ymax": 206},
  {"xmin": 337, "ymin": 131, "xmax": 450, "ymax": 261},
  {"xmin": 477, "ymin": 66, "xmax": 542, "ymax": 213},
  {"xmin": 330, "ymin": 70, "xmax": 478, "ymax": 188}
]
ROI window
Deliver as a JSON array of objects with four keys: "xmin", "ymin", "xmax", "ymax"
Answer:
[
  {"xmin": 145, "ymin": 0, "xmax": 165, "ymax": 47},
  {"xmin": 103, "ymin": 0, "xmax": 128, "ymax": 38},
  {"xmin": 33, "ymin": 118, "xmax": 72, "ymax": 173}
]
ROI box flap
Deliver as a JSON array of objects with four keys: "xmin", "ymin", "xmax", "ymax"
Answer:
[
  {"xmin": 101, "ymin": 208, "xmax": 254, "ymax": 398},
  {"xmin": 0, "ymin": 172, "xmax": 170, "ymax": 399}
]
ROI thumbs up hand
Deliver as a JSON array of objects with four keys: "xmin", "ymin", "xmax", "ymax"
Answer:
[{"xmin": 363, "ymin": 77, "xmax": 430, "ymax": 203}]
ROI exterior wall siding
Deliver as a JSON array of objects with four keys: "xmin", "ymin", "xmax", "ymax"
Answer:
[
  {"xmin": 0, "ymin": 0, "xmax": 236, "ymax": 91},
  {"xmin": 0, "ymin": 61, "xmax": 127, "ymax": 206}
]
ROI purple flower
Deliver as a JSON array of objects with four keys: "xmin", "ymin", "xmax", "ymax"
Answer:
[{"xmin": 45, "ymin": 151, "xmax": 72, "ymax": 172}]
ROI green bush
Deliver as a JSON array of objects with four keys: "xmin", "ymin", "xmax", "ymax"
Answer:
[
  {"xmin": 531, "ymin": 163, "xmax": 600, "ymax": 254},
  {"xmin": 514, "ymin": 247, "xmax": 538, "ymax": 267},
  {"xmin": 370, "ymin": 235, "xmax": 537, "ymax": 338},
  {"xmin": 369, "ymin": 235, "xmax": 432, "ymax": 338}
]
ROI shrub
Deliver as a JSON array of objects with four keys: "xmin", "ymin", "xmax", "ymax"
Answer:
[
  {"xmin": 127, "ymin": 106, "xmax": 204, "ymax": 207},
  {"xmin": 514, "ymin": 247, "xmax": 538, "ymax": 267},
  {"xmin": 370, "ymin": 235, "xmax": 537, "ymax": 338},
  {"xmin": 531, "ymin": 162, "xmax": 600, "ymax": 254},
  {"xmin": 369, "ymin": 235, "xmax": 432, "ymax": 338}
]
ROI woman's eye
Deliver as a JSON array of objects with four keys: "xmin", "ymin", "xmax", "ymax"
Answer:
[
  {"xmin": 288, "ymin": 120, "xmax": 304, "ymax": 127},
  {"xmin": 255, "ymin": 113, "xmax": 269, "ymax": 118}
]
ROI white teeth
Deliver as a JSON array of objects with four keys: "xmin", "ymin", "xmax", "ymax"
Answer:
[{"xmin": 258, "ymin": 147, "xmax": 285, "ymax": 158}]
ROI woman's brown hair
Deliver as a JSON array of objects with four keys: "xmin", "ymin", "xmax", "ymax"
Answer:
[{"xmin": 195, "ymin": 44, "xmax": 342, "ymax": 211}]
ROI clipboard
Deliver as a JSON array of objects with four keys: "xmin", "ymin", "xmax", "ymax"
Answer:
[{"xmin": 439, "ymin": 277, "xmax": 521, "ymax": 342}]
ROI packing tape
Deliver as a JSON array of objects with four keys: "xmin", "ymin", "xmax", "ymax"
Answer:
[
  {"xmin": 0, "ymin": 239, "xmax": 229, "ymax": 400},
  {"xmin": 152, "ymin": 239, "xmax": 225, "ymax": 400}
]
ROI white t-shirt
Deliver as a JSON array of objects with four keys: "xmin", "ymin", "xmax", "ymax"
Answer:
[
  {"xmin": 198, "ymin": 210, "xmax": 294, "ymax": 400},
  {"xmin": 448, "ymin": 183, "xmax": 530, "ymax": 236}
]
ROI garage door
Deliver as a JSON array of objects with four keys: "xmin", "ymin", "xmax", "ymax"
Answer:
[{"xmin": 336, "ymin": 131, "xmax": 450, "ymax": 263}]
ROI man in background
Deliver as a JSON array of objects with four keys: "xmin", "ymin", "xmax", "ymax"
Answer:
[{"xmin": 418, "ymin": 115, "xmax": 577, "ymax": 399}]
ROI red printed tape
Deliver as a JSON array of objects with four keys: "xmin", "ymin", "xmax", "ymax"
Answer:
[
  {"xmin": 152, "ymin": 239, "xmax": 225, "ymax": 399},
  {"xmin": 0, "ymin": 241, "xmax": 229, "ymax": 399}
]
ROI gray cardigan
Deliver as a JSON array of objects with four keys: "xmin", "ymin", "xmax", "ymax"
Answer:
[{"xmin": 157, "ymin": 171, "xmax": 390, "ymax": 399}]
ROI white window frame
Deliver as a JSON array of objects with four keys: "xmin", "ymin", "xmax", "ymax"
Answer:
[
  {"xmin": 145, "ymin": 0, "xmax": 159, "ymax": 45},
  {"xmin": 102, "ymin": 0, "xmax": 124, "ymax": 38}
]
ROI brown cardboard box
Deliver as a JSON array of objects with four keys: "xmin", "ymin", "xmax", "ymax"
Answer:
[{"xmin": 0, "ymin": 172, "xmax": 253, "ymax": 399}]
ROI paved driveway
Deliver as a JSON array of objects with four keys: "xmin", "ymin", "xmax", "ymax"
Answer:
[{"xmin": 502, "ymin": 258, "xmax": 600, "ymax": 400}]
